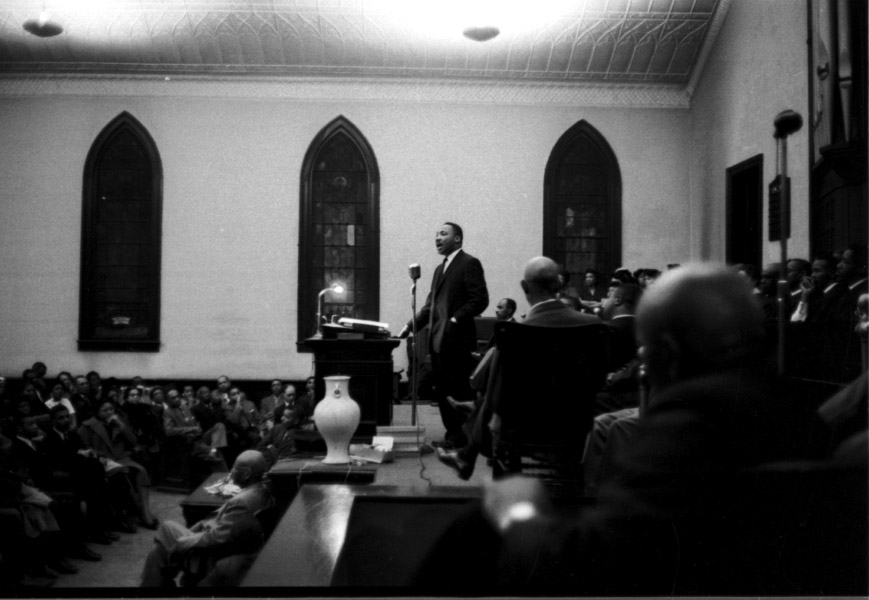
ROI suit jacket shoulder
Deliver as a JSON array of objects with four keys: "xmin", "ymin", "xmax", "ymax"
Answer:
[{"xmin": 524, "ymin": 300, "xmax": 601, "ymax": 327}]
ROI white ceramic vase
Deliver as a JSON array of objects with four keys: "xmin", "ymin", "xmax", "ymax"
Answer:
[{"xmin": 313, "ymin": 375, "xmax": 360, "ymax": 464}]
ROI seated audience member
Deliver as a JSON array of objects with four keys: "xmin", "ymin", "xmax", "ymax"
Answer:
[
  {"xmin": 494, "ymin": 297, "xmax": 517, "ymax": 322},
  {"xmin": 42, "ymin": 405, "xmax": 119, "ymax": 546},
  {"xmin": 181, "ymin": 385, "xmax": 196, "ymax": 409},
  {"xmin": 18, "ymin": 383, "xmax": 50, "ymax": 428},
  {"xmin": 788, "ymin": 253, "xmax": 839, "ymax": 378},
  {"xmin": 473, "ymin": 298, "xmax": 521, "ymax": 358},
  {"xmin": 556, "ymin": 264, "xmax": 579, "ymax": 300},
  {"xmin": 592, "ymin": 283, "xmax": 643, "ymax": 416},
  {"xmin": 150, "ymin": 386, "xmax": 168, "ymax": 414},
  {"xmin": 140, "ymin": 450, "xmax": 274, "ymax": 587},
  {"xmin": 193, "ymin": 390, "xmax": 225, "ymax": 434},
  {"xmin": 57, "ymin": 372, "xmax": 76, "ymax": 402},
  {"xmin": 438, "ymin": 256, "xmax": 600, "ymax": 480},
  {"xmin": 633, "ymin": 268, "xmax": 650, "ymax": 288},
  {"xmin": 610, "ymin": 267, "xmax": 637, "ymax": 286},
  {"xmin": 224, "ymin": 388, "xmax": 261, "ymax": 452},
  {"xmin": 786, "ymin": 258, "xmax": 811, "ymax": 308},
  {"xmin": 0, "ymin": 430, "xmax": 72, "ymax": 583},
  {"xmin": 792, "ymin": 247, "xmax": 867, "ymax": 381},
  {"xmin": 790, "ymin": 253, "xmax": 838, "ymax": 322},
  {"xmin": 259, "ymin": 380, "xmax": 284, "ymax": 430},
  {"xmin": 578, "ymin": 268, "xmax": 606, "ymax": 312},
  {"xmin": 601, "ymin": 283, "xmax": 642, "ymax": 372},
  {"xmin": 237, "ymin": 389, "xmax": 262, "ymax": 431},
  {"xmin": 30, "ymin": 362, "xmax": 48, "ymax": 400},
  {"xmin": 296, "ymin": 377, "xmax": 317, "ymax": 423},
  {"xmin": 21, "ymin": 369, "xmax": 44, "ymax": 403},
  {"xmin": 78, "ymin": 399, "xmax": 159, "ymax": 530},
  {"xmin": 194, "ymin": 385, "xmax": 211, "ymax": 408},
  {"xmin": 757, "ymin": 263, "xmax": 781, "ymax": 347},
  {"xmin": 120, "ymin": 385, "xmax": 163, "ymax": 481},
  {"xmin": 163, "ymin": 389, "xmax": 228, "ymax": 475},
  {"xmin": 216, "ymin": 375, "xmax": 232, "ymax": 404},
  {"xmin": 11, "ymin": 415, "xmax": 99, "ymax": 574},
  {"xmin": 14, "ymin": 418, "xmax": 105, "ymax": 564},
  {"xmin": 86, "ymin": 371, "xmax": 104, "ymax": 406},
  {"xmin": 3, "ymin": 397, "xmax": 35, "ymax": 438},
  {"xmin": 70, "ymin": 375, "xmax": 94, "ymax": 423},
  {"xmin": 273, "ymin": 384, "xmax": 313, "ymax": 427},
  {"xmin": 422, "ymin": 263, "xmax": 813, "ymax": 595},
  {"xmin": 640, "ymin": 268, "xmax": 662, "ymax": 288},
  {"xmin": 582, "ymin": 404, "xmax": 642, "ymax": 498},
  {"xmin": 257, "ymin": 407, "xmax": 303, "ymax": 465},
  {"xmin": 834, "ymin": 244, "xmax": 868, "ymax": 379},
  {"xmin": 44, "ymin": 382, "xmax": 77, "ymax": 430},
  {"xmin": 163, "ymin": 388, "xmax": 201, "ymax": 439}
]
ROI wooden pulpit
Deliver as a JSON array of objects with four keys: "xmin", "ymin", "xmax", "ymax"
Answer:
[{"xmin": 299, "ymin": 336, "xmax": 401, "ymax": 439}]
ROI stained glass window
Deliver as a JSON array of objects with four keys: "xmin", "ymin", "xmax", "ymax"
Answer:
[
  {"xmin": 299, "ymin": 117, "xmax": 379, "ymax": 340},
  {"xmin": 544, "ymin": 121, "xmax": 621, "ymax": 287},
  {"xmin": 80, "ymin": 112, "xmax": 162, "ymax": 351}
]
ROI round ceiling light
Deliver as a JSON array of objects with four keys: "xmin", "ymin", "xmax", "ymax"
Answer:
[
  {"xmin": 23, "ymin": 12, "xmax": 63, "ymax": 38},
  {"xmin": 462, "ymin": 25, "xmax": 500, "ymax": 42}
]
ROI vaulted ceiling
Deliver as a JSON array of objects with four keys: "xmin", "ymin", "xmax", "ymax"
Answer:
[{"xmin": 0, "ymin": 0, "xmax": 728, "ymax": 91}]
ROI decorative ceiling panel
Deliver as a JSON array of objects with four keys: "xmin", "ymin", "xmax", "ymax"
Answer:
[{"xmin": 0, "ymin": 0, "xmax": 727, "ymax": 87}]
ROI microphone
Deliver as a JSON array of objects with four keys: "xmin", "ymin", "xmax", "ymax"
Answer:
[{"xmin": 409, "ymin": 263, "xmax": 421, "ymax": 280}]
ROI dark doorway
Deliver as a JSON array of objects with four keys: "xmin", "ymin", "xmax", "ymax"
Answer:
[{"xmin": 726, "ymin": 154, "xmax": 763, "ymax": 267}]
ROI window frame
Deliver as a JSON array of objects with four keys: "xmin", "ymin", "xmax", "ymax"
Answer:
[
  {"xmin": 543, "ymin": 119, "xmax": 622, "ymax": 278},
  {"xmin": 78, "ymin": 111, "xmax": 163, "ymax": 352},
  {"xmin": 297, "ymin": 116, "xmax": 380, "ymax": 345}
]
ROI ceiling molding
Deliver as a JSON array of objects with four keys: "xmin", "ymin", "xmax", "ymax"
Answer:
[
  {"xmin": 685, "ymin": 0, "xmax": 733, "ymax": 98},
  {"xmin": 0, "ymin": 74, "xmax": 691, "ymax": 108},
  {"xmin": 0, "ymin": 0, "xmax": 722, "ymax": 92}
]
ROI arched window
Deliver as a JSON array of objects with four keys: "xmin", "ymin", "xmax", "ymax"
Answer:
[
  {"xmin": 298, "ymin": 116, "xmax": 380, "ymax": 341},
  {"xmin": 543, "ymin": 120, "xmax": 622, "ymax": 287},
  {"xmin": 79, "ymin": 112, "xmax": 162, "ymax": 351}
]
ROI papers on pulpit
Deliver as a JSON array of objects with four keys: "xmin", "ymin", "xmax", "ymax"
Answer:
[
  {"xmin": 337, "ymin": 318, "xmax": 390, "ymax": 334},
  {"xmin": 350, "ymin": 436, "xmax": 395, "ymax": 463}
]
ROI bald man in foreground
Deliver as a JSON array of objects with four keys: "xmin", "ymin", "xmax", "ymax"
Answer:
[
  {"xmin": 418, "ymin": 263, "xmax": 810, "ymax": 594},
  {"xmin": 140, "ymin": 450, "xmax": 273, "ymax": 587},
  {"xmin": 438, "ymin": 256, "xmax": 599, "ymax": 479}
]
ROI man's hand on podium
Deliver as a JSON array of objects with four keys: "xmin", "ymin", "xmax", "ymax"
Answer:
[{"xmin": 398, "ymin": 325, "xmax": 411, "ymax": 339}]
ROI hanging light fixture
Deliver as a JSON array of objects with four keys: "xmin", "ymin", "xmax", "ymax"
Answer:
[
  {"xmin": 462, "ymin": 25, "xmax": 500, "ymax": 42},
  {"xmin": 23, "ymin": 4, "xmax": 63, "ymax": 38}
]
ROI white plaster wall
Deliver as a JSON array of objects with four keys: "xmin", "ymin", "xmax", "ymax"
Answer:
[
  {"xmin": 689, "ymin": 0, "xmax": 810, "ymax": 263},
  {"xmin": 0, "ymin": 87, "xmax": 690, "ymax": 379}
]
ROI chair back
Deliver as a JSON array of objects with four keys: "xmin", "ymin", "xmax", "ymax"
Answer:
[
  {"xmin": 474, "ymin": 316, "xmax": 497, "ymax": 353},
  {"xmin": 494, "ymin": 320, "xmax": 608, "ymax": 442},
  {"xmin": 491, "ymin": 320, "xmax": 609, "ymax": 492}
]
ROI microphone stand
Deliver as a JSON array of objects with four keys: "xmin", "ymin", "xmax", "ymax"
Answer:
[
  {"xmin": 773, "ymin": 109, "xmax": 803, "ymax": 377},
  {"xmin": 410, "ymin": 277, "xmax": 419, "ymax": 426}
]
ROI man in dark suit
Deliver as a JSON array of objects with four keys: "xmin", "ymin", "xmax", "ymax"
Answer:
[
  {"xmin": 42, "ymin": 405, "xmax": 117, "ymax": 548},
  {"xmin": 438, "ymin": 256, "xmax": 599, "ymax": 479},
  {"xmin": 400, "ymin": 222, "xmax": 489, "ymax": 447},
  {"xmin": 140, "ymin": 450, "xmax": 273, "ymax": 587},
  {"xmin": 11, "ymin": 415, "xmax": 101, "ymax": 572},
  {"xmin": 599, "ymin": 282, "xmax": 642, "ymax": 372}
]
